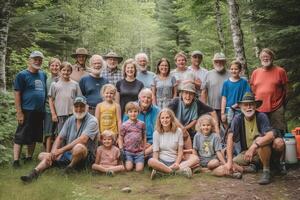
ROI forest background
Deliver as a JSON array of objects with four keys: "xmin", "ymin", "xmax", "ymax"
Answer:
[{"xmin": 0, "ymin": 0, "xmax": 299, "ymax": 165}]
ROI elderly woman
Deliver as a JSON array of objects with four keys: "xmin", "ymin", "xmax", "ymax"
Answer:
[{"xmin": 116, "ymin": 59, "xmax": 144, "ymax": 118}]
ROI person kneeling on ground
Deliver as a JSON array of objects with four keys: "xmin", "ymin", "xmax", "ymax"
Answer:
[
  {"xmin": 225, "ymin": 92, "xmax": 285, "ymax": 185},
  {"xmin": 192, "ymin": 115, "xmax": 242, "ymax": 179},
  {"xmin": 92, "ymin": 130, "xmax": 125, "ymax": 176},
  {"xmin": 20, "ymin": 96, "xmax": 99, "ymax": 182},
  {"xmin": 148, "ymin": 108, "xmax": 199, "ymax": 180}
]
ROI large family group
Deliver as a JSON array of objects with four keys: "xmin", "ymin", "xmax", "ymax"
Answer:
[{"xmin": 13, "ymin": 47, "xmax": 288, "ymax": 185}]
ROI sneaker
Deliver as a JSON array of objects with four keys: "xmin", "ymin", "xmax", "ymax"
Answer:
[
  {"xmin": 258, "ymin": 170, "xmax": 271, "ymax": 185},
  {"xmin": 12, "ymin": 160, "xmax": 20, "ymax": 168},
  {"xmin": 231, "ymin": 172, "xmax": 243, "ymax": 179},
  {"xmin": 150, "ymin": 169, "xmax": 157, "ymax": 180},
  {"xmin": 243, "ymin": 164, "xmax": 257, "ymax": 173},
  {"xmin": 179, "ymin": 167, "xmax": 192, "ymax": 179},
  {"xmin": 106, "ymin": 170, "xmax": 115, "ymax": 177},
  {"xmin": 20, "ymin": 169, "xmax": 39, "ymax": 183}
]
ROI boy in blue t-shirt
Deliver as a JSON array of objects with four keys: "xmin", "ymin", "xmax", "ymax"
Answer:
[{"xmin": 221, "ymin": 60, "xmax": 251, "ymax": 124}]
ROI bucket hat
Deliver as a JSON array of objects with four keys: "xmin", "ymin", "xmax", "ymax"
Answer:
[
  {"xmin": 71, "ymin": 48, "xmax": 90, "ymax": 58},
  {"xmin": 238, "ymin": 92, "xmax": 263, "ymax": 108},
  {"xmin": 103, "ymin": 51, "xmax": 123, "ymax": 63}
]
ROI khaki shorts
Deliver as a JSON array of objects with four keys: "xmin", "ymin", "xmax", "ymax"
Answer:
[
  {"xmin": 267, "ymin": 105, "xmax": 286, "ymax": 132},
  {"xmin": 233, "ymin": 151, "xmax": 260, "ymax": 166}
]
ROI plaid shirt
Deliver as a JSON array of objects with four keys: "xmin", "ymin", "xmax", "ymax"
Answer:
[{"xmin": 101, "ymin": 67, "xmax": 123, "ymax": 86}]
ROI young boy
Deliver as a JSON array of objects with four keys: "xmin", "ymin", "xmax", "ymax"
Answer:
[
  {"xmin": 49, "ymin": 62, "xmax": 82, "ymax": 133},
  {"xmin": 92, "ymin": 130, "xmax": 125, "ymax": 176},
  {"xmin": 119, "ymin": 102, "xmax": 146, "ymax": 172},
  {"xmin": 221, "ymin": 60, "xmax": 251, "ymax": 124}
]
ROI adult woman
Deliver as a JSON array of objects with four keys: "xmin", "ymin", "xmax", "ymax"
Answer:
[
  {"xmin": 148, "ymin": 108, "xmax": 199, "ymax": 179},
  {"xmin": 152, "ymin": 58, "xmax": 177, "ymax": 109},
  {"xmin": 116, "ymin": 59, "xmax": 144, "ymax": 118}
]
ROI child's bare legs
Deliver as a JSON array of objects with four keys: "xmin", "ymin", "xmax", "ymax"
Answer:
[
  {"xmin": 92, "ymin": 164, "xmax": 125, "ymax": 173},
  {"xmin": 207, "ymin": 159, "xmax": 221, "ymax": 170},
  {"xmin": 179, "ymin": 154, "xmax": 199, "ymax": 170},
  {"xmin": 135, "ymin": 162, "xmax": 144, "ymax": 172},
  {"xmin": 125, "ymin": 161, "xmax": 134, "ymax": 171},
  {"xmin": 148, "ymin": 158, "xmax": 173, "ymax": 173},
  {"xmin": 212, "ymin": 163, "xmax": 243, "ymax": 177}
]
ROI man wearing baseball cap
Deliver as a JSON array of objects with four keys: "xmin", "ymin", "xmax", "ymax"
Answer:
[
  {"xmin": 20, "ymin": 96, "xmax": 99, "ymax": 182},
  {"xmin": 13, "ymin": 50, "xmax": 47, "ymax": 168}
]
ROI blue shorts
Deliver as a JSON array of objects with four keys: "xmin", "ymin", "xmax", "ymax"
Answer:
[
  {"xmin": 53, "ymin": 151, "xmax": 72, "ymax": 167},
  {"xmin": 159, "ymin": 159, "xmax": 175, "ymax": 167},
  {"xmin": 124, "ymin": 151, "xmax": 144, "ymax": 164}
]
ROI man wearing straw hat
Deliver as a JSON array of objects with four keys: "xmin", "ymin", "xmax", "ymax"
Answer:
[
  {"xmin": 225, "ymin": 92, "xmax": 285, "ymax": 185},
  {"xmin": 70, "ymin": 48, "xmax": 90, "ymax": 82},
  {"xmin": 101, "ymin": 51, "xmax": 123, "ymax": 86}
]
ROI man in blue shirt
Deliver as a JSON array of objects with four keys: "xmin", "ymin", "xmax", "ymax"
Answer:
[
  {"xmin": 13, "ymin": 51, "xmax": 47, "ymax": 168},
  {"xmin": 79, "ymin": 54, "xmax": 108, "ymax": 115},
  {"xmin": 135, "ymin": 53, "xmax": 155, "ymax": 89}
]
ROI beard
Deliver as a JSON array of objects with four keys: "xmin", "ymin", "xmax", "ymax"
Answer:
[
  {"xmin": 31, "ymin": 64, "xmax": 42, "ymax": 70},
  {"xmin": 73, "ymin": 107, "xmax": 88, "ymax": 119},
  {"xmin": 261, "ymin": 60, "xmax": 273, "ymax": 68},
  {"xmin": 90, "ymin": 68, "xmax": 101, "ymax": 76},
  {"xmin": 214, "ymin": 65, "xmax": 225, "ymax": 73},
  {"xmin": 241, "ymin": 108, "xmax": 255, "ymax": 118}
]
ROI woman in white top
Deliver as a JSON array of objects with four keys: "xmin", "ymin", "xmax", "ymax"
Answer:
[{"xmin": 148, "ymin": 108, "xmax": 199, "ymax": 179}]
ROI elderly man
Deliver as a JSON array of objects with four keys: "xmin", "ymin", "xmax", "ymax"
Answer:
[
  {"xmin": 250, "ymin": 48, "xmax": 288, "ymax": 135},
  {"xmin": 168, "ymin": 83, "xmax": 219, "ymax": 146},
  {"xmin": 225, "ymin": 93, "xmax": 285, "ymax": 185},
  {"xmin": 101, "ymin": 51, "xmax": 123, "ymax": 86},
  {"xmin": 70, "ymin": 48, "xmax": 90, "ymax": 82},
  {"xmin": 13, "ymin": 51, "xmax": 47, "ymax": 168},
  {"xmin": 188, "ymin": 50, "xmax": 208, "ymax": 94},
  {"xmin": 20, "ymin": 96, "xmax": 99, "ymax": 182},
  {"xmin": 79, "ymin": 55, "xmax": 109, "ymax": 115},
  {"xmin": 135, "ymin": 53, "xmax": 155, "ymax": 88},
  {"xmin": 123, "ymin": 88, "xmax": 160, "ymax": 155},
  {"xmin": 201, "ymin": 53, "xmax": 230, "ymax": 120}
]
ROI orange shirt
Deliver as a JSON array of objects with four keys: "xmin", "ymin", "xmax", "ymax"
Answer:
[{"xmin": 250, "ymin": 66, "xmax": 288, "ymax": 112}]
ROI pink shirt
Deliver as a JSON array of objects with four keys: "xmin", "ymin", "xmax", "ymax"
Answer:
[{"xmin": 98, "ymin": 145, "xmax": 120, "ymax": 166}]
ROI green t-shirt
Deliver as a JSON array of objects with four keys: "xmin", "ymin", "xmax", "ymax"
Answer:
[{"xmin": 244, "ymin": 116, "xmax": 258, "ymax": 148}]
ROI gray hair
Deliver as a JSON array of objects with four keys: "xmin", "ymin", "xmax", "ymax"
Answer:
[
  {"xmin": 138, "ymin": 88, "xmax": 152, "ymax": 99},
  {"xmin": 89, "ymin": 54, "xmax": 106, "ymax": 68},
  {"xmin": 135, "ymin": 53, "xmax": 149, "ymax": 62}
]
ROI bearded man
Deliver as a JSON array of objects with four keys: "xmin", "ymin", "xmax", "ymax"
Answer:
[
  {"xmin": 79, "ymin": 54, "xmax": 109, "ymax": 115},
  {"xmin": 20, "ymin": 96, "xmax": 99, "ymax": 182}
]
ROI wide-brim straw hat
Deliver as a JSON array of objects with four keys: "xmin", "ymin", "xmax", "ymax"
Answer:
[
  {"xmin": 237, "ymin": 92, "xmax": 263, "ymax": 108},
  {"xmin": 71, "ymin": 48, "xmax": 90, "ymax": 58},
  {"xmin": 180, "ymin": 83, "xmax": 196, "ymax": 94},
  {"xmin": 103, "ymin": 51, "xmax": 123, "ymax": 63}
]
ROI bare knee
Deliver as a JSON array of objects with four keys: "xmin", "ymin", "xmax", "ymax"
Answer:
[
  {"xmin": 272, "ymin": 138, "xmax": 285, "ymax": 152},
  {"xmin": 147, "ymin": 158, "xmax": 155, "ymax": 167},
  {"xmin": 72, "ymin": 144, "xmax": 88, "ymax": 157},
  {"xmin": 207, "ymin": 159, "xmax": 220, "ymax": 170}
]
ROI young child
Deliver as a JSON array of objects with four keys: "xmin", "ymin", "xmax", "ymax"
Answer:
[
  {"xmin": 49, "ymin": 62, "xmax": 82, "ymax": 133},
  {"xmin": 119, "ymin": 102, "xmax": 146, "ymax": 172},
  {"xmin": 95, "ymin": 84, "xmax": 121, "ymax": 141},
  {"xmin": 221, "ymin": 60, "xmax": 251, "ymax": 124},
  {"xmin": 92, "ymin": 130, "xmax": 125, "ymax": 176},
  {"xmin": 43, "ymin": 58, "xmax": 60, "ymax": 152},
  {"xmin": 193, "ymin": 114, "xmax": 242, "ymax": 178}
]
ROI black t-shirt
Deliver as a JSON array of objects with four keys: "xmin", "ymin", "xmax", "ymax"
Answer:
[{"xmin": 116, "ymin": 79, "xmax": 144, "ymax": 117}]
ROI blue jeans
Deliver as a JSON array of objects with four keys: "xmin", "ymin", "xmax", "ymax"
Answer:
[{"xmin": 124, "ymin": 151, "xmax": 144, "ymax": 164}]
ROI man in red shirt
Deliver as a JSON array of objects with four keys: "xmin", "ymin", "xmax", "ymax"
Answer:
[{"xmin": 250, "ymin": 48, "xmax": 288, "ymax": 135}]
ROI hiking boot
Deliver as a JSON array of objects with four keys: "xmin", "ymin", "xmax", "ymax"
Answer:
[
  {"xmin": 243, "ymin": 164, "xmax": 257, "ymax": 173},
  {"xmin": 106, "ymin": 170, "xmax": 115, "ymax": 177},
  {"xmin": 178, "ymin": 167, "xmax": 192, "ymax": 179},
  {"xmin": 231, "ymin": 172, "xmax": 243, "ymax": 179},
  {"xmin": 20, "ymin": 169, "xmax": 39, "ymax": 183},
  {"xmin": 12, "ymin": 160, "xmax": 21, "ymax": 168},
  {"xmin": 150, "ymin": 169, "xmax": 157, "ymax": 180},
  {"xmin": 258, "ymin": 170, "xmax": 271, "ymax": 185}
]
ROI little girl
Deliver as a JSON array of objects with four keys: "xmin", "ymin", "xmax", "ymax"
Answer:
[
  {"xmin": 95, "ymin": 84, "xmax": 121, "ymax": 141},
  {"xmin": 49, "ymin": 62, "xmax": 82, "ymax": 133},
  {"xmin": 92, "ymin": 130, "xmax": 125, "ymax": 176},
  {"xmin": 118, "ymin": 102, "xmax": 146, "ymax": 172},
  {"xmin": 193, "ymin": 114, "xmax": 242, "ymax": 178},
  {"xmin": 44, "ymin": 58, "xmax": 60, "ymax": 152}
]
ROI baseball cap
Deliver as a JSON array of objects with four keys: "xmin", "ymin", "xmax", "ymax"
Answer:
[
  {"xmin": 191, "ymin": 50, "xmax": 203, "ymax": 57},
  {"xmin": 73, "ymin": 96, "xmax": 87, "ymax": 105},
  {"xmin": 29, "ymin": 51, "xmax": 44, "ymax": 59}
]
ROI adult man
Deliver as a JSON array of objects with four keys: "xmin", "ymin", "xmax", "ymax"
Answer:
[
  {"xmin": 170, "ymin": 52, "xmax": 196, "ymax": 92},
  {"xmin": 188, "ymin": 50, "xmax": 208, "ymax": 94},
  {"xmin": 250, "ymin": 48, "xmax": 288, "ymax": 135},
  {"xmin": 13, "ymin": 51, "xmax": 47, "ymax": 167},
  {"xmin": 201, "ymin": 53, "xmax": 230, "ymax": 119},
  {"xmin": 70, "ymin": 48, "xmax": 90, "ymax": 82},
  {"xmin": 225, "ymin": 93, "xmax": 285, "ymax": 185},
  {"xmin": 123, "ymin": 88, "xmax": 160, "ymax": 156},
  {"xmin": 135, "ymin": 53, "xmax": 155, "ymax": 88},
  {"xmin": 168, "ymin": 83, "xmax": 219, "ymax": 147},
  {"xmin": 20, "ymin": 96, "xmax": 99, "ymax": 182},
  {"xmin": 101, "ymin": 51, "xmax": 123, "ymax": 86},
  {"xmin": 79, "ymin": 55, "xmax": 109, "ymax": 115}
]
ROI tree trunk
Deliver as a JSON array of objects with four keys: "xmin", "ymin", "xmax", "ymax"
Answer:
[
  {"xmin": 0, "ymin": 0, "xmax": 13, "ymax": 93},
  {"xmin": 215, "ymin": 0, "xmax": 226, "ymax": 53},
  {"xmin": 227, "ymin": 0, "xmax": 249, "ymax": 78}
]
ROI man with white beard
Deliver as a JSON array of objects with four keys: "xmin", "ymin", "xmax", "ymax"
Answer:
[
  {"xmin": 79, "ymin": 55, "xmax": 109, "ymax": 115},
  {"xmin": 13, "ymin": 51, "xmax": 47, "ymax": 168},
  {"xmin": 20, "ymin": 96, "xmax": 99, "ymax": 182},
  {"xmin": 224, "ymin": 93, "xmax": 285, "ymax": 185},
  {"xmin": 135, "ymin": 53, "xmax": 155, "ymax": 89}
]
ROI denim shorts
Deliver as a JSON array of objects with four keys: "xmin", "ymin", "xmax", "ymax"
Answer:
[
  {"xmin": 159, "ymin": 159, "xmax": 175, "ymax": 167},
  {"xmin": 124, "ymin": 151, "xmax": 144, "ymax": 164}
]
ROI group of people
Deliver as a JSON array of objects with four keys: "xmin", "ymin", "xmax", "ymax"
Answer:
[{"xmin": 13, "ymin": 47, "xmax": 288, "ymax": 185}]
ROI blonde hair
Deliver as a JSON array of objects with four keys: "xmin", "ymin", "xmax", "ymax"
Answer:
[
  {"xmin": 48, "ymin": 57, "xmax": 61, "ymax": 67},
  {"xmin": 125, "ymin": 101, "xmax": 140, "ymax": 113},
  {"xmin": 174, "ymin": 51, "xmax": 187, "ymax": 62},
  {"xmin": 195, "ymin": 114, "xmax": 216, "ymax": 133},
  {"xmin": 101, "ymin": 130, "xmax": 115, "ymax": 142},
  {"xmin": 155, "ymin": 108, "xmax": 178, "ymax": 134},
  {"xmin": 100, "ymin": 83, "xmax": 117, "ymax": 97},
  {"xmin": 122, "ymin": 58, "xmax": 138, "ymax": 78},
  {"xmin": 60, "ymin": 61, "xmax": 73, "ymax": 72}
]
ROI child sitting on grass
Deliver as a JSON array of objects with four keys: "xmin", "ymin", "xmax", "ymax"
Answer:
[
  {"xmin": 118, "ymin": 102, "xmax": 146, "ymax": 172},
  {"xmin": 193, "ymin": 114, "xmax": 242, "ymax": 179},
  {"xmin": 92, "ymin": 130, "xmax": 125, "ymax": 176}
]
